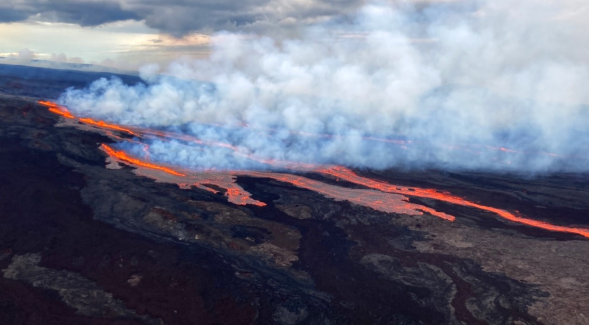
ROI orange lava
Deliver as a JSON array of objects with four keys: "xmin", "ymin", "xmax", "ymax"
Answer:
[
  {"xmin": 101, "ymin": 144, "xmax": 186, "ymax": 177},
  {"xmin": 79, "ymin": 118, "xmax": 139, "ymax": 137},
  {"xmin": 39, "ymin": 100, "xmax": 74, "ymax": 119},
  {"xmin": 316, "ymin": 166, "xmax": 589, "ymax": 238},
  {"xmin": 225, "ymin": 187, "xmax": 266, "ymax": 206},
  {"xmin": 39, "ymin": 100, "xmax": 138, "ymax": 136}
]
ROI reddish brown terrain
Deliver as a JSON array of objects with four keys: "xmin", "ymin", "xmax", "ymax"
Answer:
[{"xmin": 1, "ymin": 64, "xmax": 589, "ymax": 325}]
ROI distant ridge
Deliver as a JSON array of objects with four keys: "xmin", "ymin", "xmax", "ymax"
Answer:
[{"xmin": 0, "ymin": 63, "xmax": 142, "ymax": 99}]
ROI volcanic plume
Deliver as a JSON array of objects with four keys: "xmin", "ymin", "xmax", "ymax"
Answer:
[{"xmin": 56, "ymin": 0, "xmax": 589, "ymax": 173}]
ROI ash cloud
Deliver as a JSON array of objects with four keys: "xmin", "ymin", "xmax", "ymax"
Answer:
[{"xmin": 59, "ymin": 0, "xmax": 589, "ymax": 173}]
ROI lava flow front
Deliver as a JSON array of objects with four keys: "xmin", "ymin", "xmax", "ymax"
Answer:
[{"xmin": 40, "ymin": 100, "xmax": 589, "ymax": 239}]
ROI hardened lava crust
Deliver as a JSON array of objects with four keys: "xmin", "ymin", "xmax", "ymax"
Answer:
[{"xmin": 1, "ymin": 66, "xmax": 588, "ymax": 325}]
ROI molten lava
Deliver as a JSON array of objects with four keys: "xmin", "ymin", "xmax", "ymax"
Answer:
[
  {"xmin": 316, "ymin": 166, "xmax": 589, "ymax": 238},
  {"xmin": 41, "ymin": 100, "xmax": 589, "ymax": 239},
  {"xmin": 39, "ymin": 101, "xmax": 139, "ymax": 136},
  {"xmin": 39, "ymin": 100, "xmax": 74, "ymax": 119},
  {"xmin": 101, "ymin": 144, "xmax": 186, "ymax": 177},
  {"xmin": 79, "ymin": 118, "xmax": 139, "ymax": 137}
]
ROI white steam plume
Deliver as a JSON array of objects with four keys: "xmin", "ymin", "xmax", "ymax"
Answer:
[{"xmin": 59, "ymin": 0, "xmax": 589, "ymax": 172}]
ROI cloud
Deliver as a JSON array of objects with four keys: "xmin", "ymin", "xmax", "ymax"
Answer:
[
  {"xmin": 50, "ymin": 53, "xmax": 84, "ymax": 64},
  {"xmin": 0, "ymin": 8, "xmax": 30, "ymax": 23},
  {"xmin": 0, "ymin": 48, "xmax": 39, "ymax": 64},
  {"xmin": 17, "ymin": 48, "xmax": 36, "ymax": 61},
  {"xmin": 38, "ymin": 1, "xmax": 140, "ymax": 26},
  {"xmin": 0, "ymin": 0, "xmax": 366, "ymax": 36},
  {"xmin": 3, "ymin": 0, "xmax": 589, "ymax": 40},
  {"xmin": 0, "ymin": 0, "xmax": 138, "ymax": 26}
]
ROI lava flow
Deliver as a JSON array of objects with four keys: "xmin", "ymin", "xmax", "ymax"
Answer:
[
  {"xmin": 39, "ymin": 100, "xmax": 74, "ymax": 119},
  {"xmin": 316, "ymin": 166, "xmax": 589, "ymax": 238},
  {"xmin": 40, "ymin": 100, "xmax": 589, "ymax": 238},
  {"xmin": 101, "ymin": 144, "xmax": 185, "ymax": 177},
  {"xmin": 79, "ymin": 118, "xmax": 140, "ymax": 137},
  {"xmin": 39, "ymin": 101, "xmax": 140, "ymax": 136}
]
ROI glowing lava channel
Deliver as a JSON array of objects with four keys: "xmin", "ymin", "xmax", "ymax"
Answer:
[
  {"xmin": 39, "ymin": 100, "xmax": 74, "ymax": 119},
  {"xmin": 41, "ymin": 100, "xmax": 589, "ymax": 238},
  {"xmin": 317, "ymin": 166, "xmax": 589, "ymax": 238},
  {"xmin": 102, "ymin": 144, "xmax": 185, "ymax": 177}
]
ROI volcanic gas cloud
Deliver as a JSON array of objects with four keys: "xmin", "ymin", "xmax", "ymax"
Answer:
[{"xmin": 56, "ymin": 0, "xmax": 589, "ymax": 173}]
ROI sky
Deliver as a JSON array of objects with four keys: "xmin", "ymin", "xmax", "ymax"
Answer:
[
  {"xmin": 0, "ymin": 0, "xmax": 370, "ymax": 71},
  {"xmin": 0, "ymin": 20, "xmax": 213, "ymax": 71},
  {"xmin": 1, "ymin": 0, "xmax": 587, "ymax": 72}
]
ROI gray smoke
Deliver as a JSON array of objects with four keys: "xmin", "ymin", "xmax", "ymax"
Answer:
[{"xmin": 59, "ymin": 0, "xmax": 589, "ymax": 173}]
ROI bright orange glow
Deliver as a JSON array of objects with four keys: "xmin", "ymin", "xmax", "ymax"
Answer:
[
  {"xmin": 101, "ymin": 144, "xmax": 186, "ymax": 177},
  {"xmin": 39, "ymin": 100, "xmax": 138, "ymax": 136},
  {"xmin": 79, "ymin": 118, "xmax": 139, "ymax": 137},
  {"xmin": 39, "ymin": 100, "xmax": 74, "ymax": 119},
  {"xmin": 316, "ymin": 166, "xmax": 589, "ymax": 238},
  {"xmin": 225, "ymin": 187, "xmax": 266, "ymax": 207}
]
